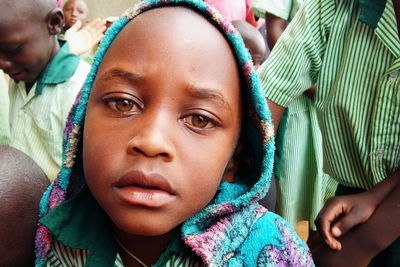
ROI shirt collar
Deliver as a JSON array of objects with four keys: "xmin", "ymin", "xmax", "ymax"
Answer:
[
  {"xmin": 35, "ymin": 43, "xmax": 80, "ymax": 95},
  {"xmin": 357, "ymin": 0, "xmax": 388, "ymax": 28},
  {"xmin": 39, "ymin": 187, "xmax": 118, "ymax": 267},
  {"xmin": 39, "ymin": 187, "xmax": 187, "ymax": 267}
]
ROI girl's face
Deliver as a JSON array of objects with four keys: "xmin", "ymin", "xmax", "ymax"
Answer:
[{"xmin": 83, "ymin": 8, "xmax": 242, "ymax": 237}]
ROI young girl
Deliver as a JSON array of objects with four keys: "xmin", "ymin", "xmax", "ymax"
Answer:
[{"xmin": 35, "ymin": 1, "xmax": 314, "ymax": 266}]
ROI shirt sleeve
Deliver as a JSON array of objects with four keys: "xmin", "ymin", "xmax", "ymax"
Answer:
[
  {"xmin": 251, "ymin": 0, "xmax": 292, "ymax": 20},
  {"xmin": 257, "ymin": 0, "xmax": 335, "ymax": 107}
]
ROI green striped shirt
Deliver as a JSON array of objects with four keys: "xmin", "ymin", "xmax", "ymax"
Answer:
[
  {"xmin": 46, "ymin": 240, "xmax": 203, "ymax": 267},
  {"xmin": 259, "ymin": 0, "xmax": 400, "ymax": 189}
]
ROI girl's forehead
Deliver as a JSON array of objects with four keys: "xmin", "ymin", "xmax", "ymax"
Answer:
[
  {"xmin": 125, "ymin": 7, "xmax": 217, "ymax": 35},
  {"xmin": 100, "ymin": 7, "xmax": 237, "ymax": 77},
  {"xmin": 114, "ymin": 7, "xmax": 234, "ymax": 60}
]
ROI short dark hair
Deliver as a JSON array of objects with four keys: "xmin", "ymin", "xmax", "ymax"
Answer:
[{"xmin": 0, "ymin": 146, "xmax": 49, "ymax": 266}]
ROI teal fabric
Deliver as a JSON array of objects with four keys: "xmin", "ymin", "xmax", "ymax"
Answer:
[
  {"xmin": 35, "ymin": 44, "xmax": 80, "ymax": 95},
  {"xmin": 40, "ymin": 187, "xmax": 118, "ymax": 267},
  {"xmin": 357, "ymin": 0, "xmax": 387, "ymax": 28}
]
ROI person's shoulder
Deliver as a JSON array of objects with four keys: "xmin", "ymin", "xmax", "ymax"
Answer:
[
  {"xmin": 70, "ymin": 60, "xmax": 91, "ymax": 84},
  {"xmin": 61, "ymin": 59, "xmax": 90, "ymax": 93}
]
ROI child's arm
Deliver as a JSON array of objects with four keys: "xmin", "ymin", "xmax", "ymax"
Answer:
[
  {"xmin": 313, "ymin": 177, "xmax": 400, "ymax": 266},
  {"xmin": 315, "ymin": 170, "xmax": 400, "ymax": 251},
  {"xmin": 267, "ymin": 99, "xmax": 286, "ymax": 133},
  {"xmin": 265, "ymin": 12, "xmax": 286, "ymax": 50}
]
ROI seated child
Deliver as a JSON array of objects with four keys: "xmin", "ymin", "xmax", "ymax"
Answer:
[
  {"xmin": 35, "ymin": 1, "xmax": 314, "ymax": 266},
  {"xmin": 0, "ymin": 146, "xmax": 49, "ymax": 266},
  {"xmin": 231, "ymin": 20, "xmax": 266, "ymax": 68},
  {"xmin": 61, "ymin": 0, "xmax": 106, "ymax": 62},
  {"xmin": 0, "ymin": 0, "xmax": 90, "ymax": 181}
]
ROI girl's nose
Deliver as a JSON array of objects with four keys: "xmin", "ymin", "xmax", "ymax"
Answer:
[{"xmin": 126, "ymin": 113, "xmax": 175, "ymax": 161}]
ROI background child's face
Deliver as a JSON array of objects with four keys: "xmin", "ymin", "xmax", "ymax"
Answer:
[
  {"xmin": 83, "ymin": 8, "xmax": 242, "ymax": 236},
  {"xmin": 0, "ymin": 10, "xmax": 57, "ymax": 84},
  {"xmin": 63, "ymin": 0, "xmax": 88, "ymax": 29}
]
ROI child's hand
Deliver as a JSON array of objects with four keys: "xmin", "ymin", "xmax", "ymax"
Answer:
[
  {"xmin": 315, "ymin": 192, "xmax": 377, "ymax": 251},
  {"xmin": 65, "ymin": 19, "xmax": 106, "ymax": 56}
]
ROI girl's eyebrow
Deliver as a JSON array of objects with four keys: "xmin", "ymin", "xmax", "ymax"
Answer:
[
  {"xmin": 186, "ymin": 85, "xmax": 232, "ymax": 113},
  {"xmin": 98, "ymin": 69, "xmax": 143, "ymax": 83}
]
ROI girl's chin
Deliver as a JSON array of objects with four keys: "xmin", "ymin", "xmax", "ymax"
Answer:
[
  {"xmin": 113, "ymin": 222, "xmax": 176, "ymax": 237},
  {"xmin": 112, "ymin": 221, "xmax": 182, "ymax": 240}
]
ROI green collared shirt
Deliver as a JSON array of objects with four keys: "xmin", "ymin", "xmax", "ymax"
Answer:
[
  {"xmin": 8, "ymin": 45, "xmax": 90, "ymax": 181},
  {"xmin": 251, "ymin": 0, "xmax": 304, "ymax": 22},
  {"xmin": 260, "ymin": 0, "xmax": 400, "ymax": 189}
]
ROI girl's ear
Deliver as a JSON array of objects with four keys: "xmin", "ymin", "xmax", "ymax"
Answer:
[
  {"xmin": 47, "ymin": 8, "xmax": 64, "ymax": 35},
  {"xmin": 222, "ymin": 144, "xmax": 243, "ymax": 184}
]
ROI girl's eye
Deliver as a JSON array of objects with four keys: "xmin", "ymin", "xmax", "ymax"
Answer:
[
  {"xmin": 115, "ymin": 99, "xmax": 134, "ymax": 112},
  {"xmin": 105, "ymin": 98, "xmax": 141, "ymax": 114},
  {"xmin": 6, "ymin": 45, "xmax": 22, "ymax": 57},
  {"xmin": 184, "ymin": 115, "xmax": 214, "ymax": 129}
]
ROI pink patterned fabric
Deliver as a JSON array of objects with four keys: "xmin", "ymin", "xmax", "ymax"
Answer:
[{"xmin": 203, "ymin": 0, "xmax": 249, "ymax": 21}]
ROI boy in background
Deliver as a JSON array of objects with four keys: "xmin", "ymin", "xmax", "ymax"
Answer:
[
  {"xmin": 62, "ymin": 0, "xmax": 89, "ymax": 32},
  {"xmin": 61, "ymin": 0, "xmax": 106, "ymax": 62},
  {"xmin": 0, "ymin": 0, "xmax": 90, "ymax": 181}
]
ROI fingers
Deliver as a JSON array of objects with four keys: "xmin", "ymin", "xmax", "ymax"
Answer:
[
  {"xmin": 331, "ymin": 204, "xmax": 373, "ymax": 238},
  {"xmin": 83, "ymin": 19, "xmax": 106, "ymax": 45},
  {"xmin": 68, "ymin": 20, "xmax": 83, "ymax": 33},
  {"xmin": 85, "ymin": 18, "xmax": 106, "ymax": 35},
  {"xmin": 315, "ymin": 198, "xmax": 347, "ymax": 251}
]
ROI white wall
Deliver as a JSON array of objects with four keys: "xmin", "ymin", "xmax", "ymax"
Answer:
[{"xmin": 84, "ymin": 0, "xmax": 140, "ymax": 20}]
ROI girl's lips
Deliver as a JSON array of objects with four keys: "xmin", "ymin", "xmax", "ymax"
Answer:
[
  {"xmin": 113, "ymin": 170, "xmax": 176, "ymax": 208},
  {"xmin": 114, "ymin": 186, "xmax": 176, "ymax": 208}
]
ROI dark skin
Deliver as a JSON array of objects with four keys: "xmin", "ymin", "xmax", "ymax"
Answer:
[
  {"xmin": 83, "ymin": 7, "xmax": 242, "ymax": 266},
  {"xmin": 0, "ymin": 146, "xmax": 49, "ymax": 267},
  {"xmin": 267, "ymin": 2, "xmax": 400, "ymax": 266},
  {"xmin": 265, "ymin": 13, "xmax": 286, "ymax": 50},
  {"xmin": 0, "ymin": 0, "xmax": 64, "ymax": 91},
  {"xmin": 312, "ymin": 175, "xmax": 400, "ymax": 267},
  {"xmin": 232, "ymin": 20, "xmax": 266, "ymax": 68}
]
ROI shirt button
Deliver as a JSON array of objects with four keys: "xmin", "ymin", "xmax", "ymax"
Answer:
[
  {"xmin": 376, "ymin": 149, "xmax": 384, "ymax": 160},
  {"xmin": 389, "ymin": 70, "xmax": 400, "ymax": 78}
]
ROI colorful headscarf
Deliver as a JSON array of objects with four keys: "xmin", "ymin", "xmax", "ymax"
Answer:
[{"xmin": 35, "ymin": 0, "xmax": 282, "ymax": 265}]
